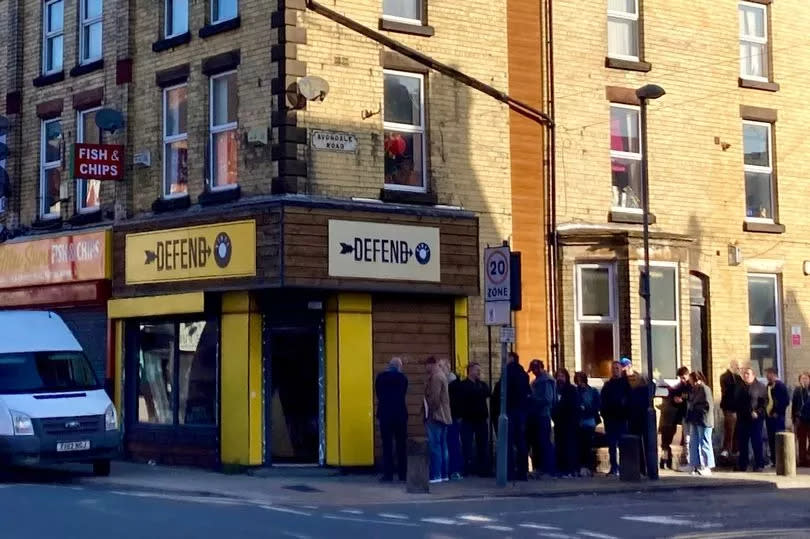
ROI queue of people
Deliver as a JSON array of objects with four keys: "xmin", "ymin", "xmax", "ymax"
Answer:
[{"xmin": 375, "ymin": 353, "xmax": 810, "ymax": 484}]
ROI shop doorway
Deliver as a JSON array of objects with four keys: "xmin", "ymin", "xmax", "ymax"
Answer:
[
  {"xmin": 690, "ymin": 273, "xmax": 711, "ymax": 380},
  {"xmin": 266, "ymin": 328, "xmax": 321, "ymax": 465}
]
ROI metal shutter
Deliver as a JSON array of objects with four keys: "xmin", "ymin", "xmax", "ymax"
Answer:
[{"xmin": 58, "ymin": 308, "xmax": 108, "ymax": 381}]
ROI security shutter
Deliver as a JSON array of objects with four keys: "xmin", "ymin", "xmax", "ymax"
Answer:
[{"xmin": 58, "ymin": 308, "xmax": 108, "ymax": 381}]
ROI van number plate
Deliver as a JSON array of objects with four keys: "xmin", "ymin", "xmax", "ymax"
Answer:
[{"xmin": 56, "ymin": 441, "xmax": 90, "ymax": 452}]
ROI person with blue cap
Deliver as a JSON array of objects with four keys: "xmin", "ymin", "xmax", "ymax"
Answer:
[{"xmin": 621, "ymin": 356, "xmax": 654, "ymax": 476}]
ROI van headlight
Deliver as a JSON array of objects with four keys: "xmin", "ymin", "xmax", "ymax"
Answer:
[
  {"xmin": 10, "ymin": 411, "xmax": 34, "ymax": 436},
  {"xmin": 105, "ymin": 404, "xmax": 118, "ymax": 431}
]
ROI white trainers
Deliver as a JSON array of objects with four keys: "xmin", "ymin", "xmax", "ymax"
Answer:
[
  {"xmin": 720, "ymin": 450, "xmax": 729, "ymax": 458},
  {"xmin": 698, "ymin": 467, "xmax": 713, "ymax": 476},
  {"xmin": 429, "ymin": 478, "xmax": 442, "ymax": 484}
]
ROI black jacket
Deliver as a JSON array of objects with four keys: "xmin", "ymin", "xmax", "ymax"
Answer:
[
  {"xmin": 768, "ymin": 380, "xmax": 790, "ymax": 418},
  {"xmin": 792, "ymin": 386, "xmax": 810, "ymax": 423},
  {"xmin": 505, "ymin": 361, "xmax": 531, "ymax": 414},
  {"xmin": 375, "ymin": 368, "xmax": 408, "ymax": 424},
  {"xmin": 719, "ymin": 369, "xmax": 743, "ymax": 412},
  {"xmin": 668, "ymin": 381, "xmax": 692, "ymax": 425},
  {"xmin": 734, "ymin": 380, "xmax": 767, "ymax": 423},
  {"xmin": 552, "ymin": 382, "xmax": 580, "ymax": 429},
  {"xmin": 600, "ymin": 376, "xmax": 629, "ymax": 423},
  {"xmin": 448, "ymin": 376, "xmax": 464, "ymax": 421},
  {"xmin": 626, "ymin": 373, "xmax": 652, "ymax": 423},
  {"xmin": 459, "ymin": 378, "xmax": 490, "ymax": 423}
]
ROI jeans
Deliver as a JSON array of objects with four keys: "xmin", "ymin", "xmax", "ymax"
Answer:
[
  {"xmin": 447, "ymin": 420, "xmax": 464, "ymax": 477},
  {"xmin": 604, "ymin": 419, "xmax": 626, "ymax": 473},
  {"xmin": 426, "ymin": 420, "xmax": 448, "ymax": 480},
  {"xmin": 461, "ymin": 420, "xmax": 489, "ymax": 476},
  {"xmin": 737, "ymin": 418, "xmax": 765, "ymax": 470},
  {"xmin": 528, "ymin": 414, "xmax": 555, "ymax": 475},
  {"xmin": 766, "ymin": 415, "xmax": 786, "ymax": 464},
  {"xmin": 380, "ymin": 419, "xmax": 407, "ymax": 480},
  {"xmin": 688, "ymin": 424, "xmax": 715, "ymax": 469},
  {"xmin": 507, "ymin": 410, "xmax": 528, "ymax": 480}
]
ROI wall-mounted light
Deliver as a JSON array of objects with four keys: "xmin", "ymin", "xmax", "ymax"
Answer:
[{"xmin": 728, "ymin": 244, "xmax": 742, "ymax": 266}]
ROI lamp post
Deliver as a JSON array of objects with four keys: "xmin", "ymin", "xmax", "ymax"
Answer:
[{"xmin": 635, "ymin": 83, "xmax": 665, "ymax": 480}]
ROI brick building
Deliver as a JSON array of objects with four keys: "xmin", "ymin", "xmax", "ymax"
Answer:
[
  {"xmin": 549, "ymin": 0, "xmax": 810, "ymax": 399},
  {"xmin": 0, "ymin": 0, "xmax": 547, "ymax": 469}
]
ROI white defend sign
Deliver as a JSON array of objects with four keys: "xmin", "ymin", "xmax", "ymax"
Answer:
[{"xmin": 484, "ymin": 246, "xmax": 511, "ymax": 302}]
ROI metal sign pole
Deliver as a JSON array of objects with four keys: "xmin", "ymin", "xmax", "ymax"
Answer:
[{"xmin": 495, "ymin": 334, "xmax": 509, "ymax": 486}]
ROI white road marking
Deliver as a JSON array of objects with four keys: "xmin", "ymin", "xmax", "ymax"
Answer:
[
  {"xmin": 259, "ymin": 505, "xmax": 312, "ymax": 516},
  {"xmin": 378, "ymin": 513, "xmax": 409, "ymax": 520},
  {"xmin": 483, "ymin": 525, "xmax": 513, "ymax": 532},
  {"xmin": 421, "ymin": 517, "xmax": 458, "ymax": 525},
  {"xmin": 340, "ymin": 509, "xmax": 363, "ymax": 515},
  {"xmin": 622, "ymin": 515, "xmax": 721, "ymax": 529},
  {"xmin": 578, "ymin": 531, "xmax": 620, "ymax": 539},
  {"xmin": 519, "ymin": 524, "xmax": 562, "ymax": 531},
  {"xmin": 458, "ymin": 514, "xmax": 493, "ymax": 522},
  {"xmin": 109, "ymin": 490, "xmax": 242, "ymax": 506},
  {"xmin": 323, "ymin": 515, "xmax": 417, "ymax": 527},
  {"xmin": 537, "ymin": 533, "xmax": 575, "ymax": 539},
  {"xmin": 301, "ymin": 505, "xmax": 318, "ymax": 509},
  {"xmin": 281, "ymin": 532, "xmax": 311, "ymax": 539}
]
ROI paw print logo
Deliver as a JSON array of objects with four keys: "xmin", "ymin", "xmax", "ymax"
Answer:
[{"xmin": 414, "ymin": 242, "xmax": 431, "ymax": 265}]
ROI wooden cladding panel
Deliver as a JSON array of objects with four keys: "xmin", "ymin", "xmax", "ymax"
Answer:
[{"xmin": 371, "ymin": 296, "xmax": 453, "ymax": 459}]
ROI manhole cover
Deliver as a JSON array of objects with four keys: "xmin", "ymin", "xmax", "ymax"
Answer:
[{"xmin": 282, "ymin": 484, "xmax": 323, "ymax": 493}]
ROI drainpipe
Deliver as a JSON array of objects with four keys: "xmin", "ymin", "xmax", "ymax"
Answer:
[{"xmin": 544, "ymin": 0, "xmax": 560, "ymax": 371}]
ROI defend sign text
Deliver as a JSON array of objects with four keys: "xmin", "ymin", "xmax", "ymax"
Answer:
[{"xmin": 73, "ymin": 143, "xmax": 125, "ymax": 181}]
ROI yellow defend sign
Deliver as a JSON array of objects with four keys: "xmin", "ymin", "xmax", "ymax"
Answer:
[{"xmin": 125, "ymin": 220, "xmax": 256, "ymax": 285}]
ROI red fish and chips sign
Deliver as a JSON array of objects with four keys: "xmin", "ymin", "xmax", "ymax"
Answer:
[{"xmin": 73, "ymin": 143, "xmax": 125, "ymax": 181}]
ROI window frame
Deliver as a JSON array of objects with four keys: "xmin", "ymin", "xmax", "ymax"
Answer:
[
  {"xmin": 383, "ymin": 69, "xmax": 427, "ymax": 193},
  {"xmin": 211, "ymin": 0, "xmax": 238, "ymax": 25},
  {"xmin": 747, "ymin": 273, "xmax": 782, "ymax": 376},
  {"xmin": 574, "ymin": 262, "xmax": 620, "ymax": 375},
  {"xmin": 76, "ymin": 107, "xmax": 102, "ymax": 214},
  {"xmin": 79, "ymin": 0, "xmax": 103, "ymax": 65},
  {"xmin": 610, "ymin": 103, "xmax": 643, "ymax": 214},
  {"xmin": 742, "ymin": 120, "xmax": 774, "ymax": 223},
  {"xmin": 382, "ymin": 0, "xmax": 423, "ymax": 26},
  {"xmin": 42, "ymin": 0, "xmax": 64, "ymax": 75},
  {"xmin": 40, "ymin": 118, "xmax": 62, "ymax": 220},
  {"xmin": 208, "ymin": 71, "xmax": 239, "ymax": 191},
  {"xmin": 739, "ymin": 1, "xmax": 769, "ymax": 82},
  {"xmin": 163, "ymin": 83, "xmax": 189, "ymax": 199},
  {"xmin": 165, "ymin": 0, "xmax": 189, "ymax": 39},
  {"xmin": 607, "ymin": 0, "xmax": 640, "ymax": 62},
  {"xmin": 637, "ymin": 261, "xmax": 681, "ymax": 381}
]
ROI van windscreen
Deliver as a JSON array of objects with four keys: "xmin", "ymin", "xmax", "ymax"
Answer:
[{"xmin": 0, "ymin": 352, "xmax": 100, "ymax": 393}]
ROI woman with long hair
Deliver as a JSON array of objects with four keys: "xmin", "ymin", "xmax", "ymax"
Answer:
[{"xmin": 686, "ymin": 371, "xmax": 715, "ymax": 476}]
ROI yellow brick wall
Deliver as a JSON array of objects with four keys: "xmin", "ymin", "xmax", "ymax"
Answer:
[
  {"xmin": 298, "ymin": 1, "xmax": 513, "ymax": 371},
  {"xmin": 553, "ymin": 0, "xmax": 810, "ymax": 389}
]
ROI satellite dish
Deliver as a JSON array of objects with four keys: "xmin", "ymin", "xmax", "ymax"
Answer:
[
  {"xmin": 297, "ymin": 76, "xmax": 330, "ymax": 102},
  {"xmin": 0, "ymin": 116, "xmax": 8, "ymax": 136},
  {"xmin": 95, "ymin": 108, "xmax": 125, "ymax": 133},
  {"xmin": 0, "ymin": 142, "xmax": 7, "ymax": 160}
]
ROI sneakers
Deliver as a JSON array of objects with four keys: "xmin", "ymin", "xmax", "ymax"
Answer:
[
  {"xmin": 450, "ymin": 473, "xmax": 463, "ymax": 480},
  {"xmin": 441, "ymin": 477, "xmax": 450, "ymax": 482},
  {"xmin": 428, "ymin": 478, "xmax": 442, "ymax": 484},
  {"xmin": 697, "ymin": 467, "xmax": 713, "ymax": 476},
  {"xmin": 720, "ymin": 450, "xmax": 730, "ymax": 458}
]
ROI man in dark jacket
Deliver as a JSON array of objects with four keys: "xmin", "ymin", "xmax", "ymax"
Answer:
[
  {"xmin": 601, "ymin": 361, "xmax": 629, "ymax": 476},
  {"xmin": 552, "ymin": 368, "xmax": 580, "ymax": 477},
  {"xmin": 791, "ymin": 373, "xmax": 810, "ymax": 467},
  {"xmin": 375, "ymin": 357, "xmax": 408, "ymax": 481},
  {"xmin": 659, "ymin": 366, "xmax": 690, "ymax": 470},
  {"xmin": 765, "ymin": 367, "xmax": 790, "ymax": 467},
  {"xmin": 459, "ymin": 362, "xmax": 490, "ymax": 476},
  {"xmin": 735, "ymin": 366, "xmax": 767, "ymax": 472},
  {"xmin": 719, "ymin": 360, "xmax": 743, "ymax": 458},
  {"xmin": 503, "ymin": 352, "xmax": 531, "ymax": 481},
  {"xmin": 528, "ymin": 359, "xmax": 556, "ymax": 477},
  {"xmin": 621, "ymin": 357, "xmax": 654, "ymax": 476}
]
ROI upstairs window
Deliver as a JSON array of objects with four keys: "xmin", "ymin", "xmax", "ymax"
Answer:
[
  {"xmin": 166, "ymin": 0, "xmax": 189, "ymax": 38},
  {"xmin": 40, "ymin": 119, "xmax": 62, "ymax": 219},
  {"xmin": 80, "ymin": 0, "xmax": 103, "ymax": 64},
  {"xmin": 209, "ymin": 72, "xmax": 238, "ymax": 189},
  {"xmin": 163, "ymin": 85, "xmax": 189, "ymax": 197},
  {"xmin": 383, "ymin": 70, "xmax": 426, "ymax": 192},
  {"xmin": 739, "ymin": 2, "xmax": 768, "ymax": 80},
  {"xmin": 77, "ymin": 108, "xmax": 102, "ymax": 212},
  {"xmin": 212, "ymin": 0, "xmax": 238, "ymax": 24},
  {"xmin": 383, "ymin": 0, "xmax": 421, "ymax": 24},
  {"xmin": 610, "ymin": 104, "xmax": 642, "ymax": 212},
  {"xmin": 743, "ymin": 121, "xmax": 774, "ymax": 221},
  {"xmin": 43, "ymin": 0, "xmax": 64, "ymax": 74},
  {"xmin": 607, "ymin": 0, "xmax": 639, "ymax": 61}
]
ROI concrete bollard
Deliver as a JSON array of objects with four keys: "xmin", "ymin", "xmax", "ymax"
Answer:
[
  {"xmin": 776, "ymin": 431, "xmax": 796, "ymax": 477},
  {"xmin": 406, "ymin": 438, "xmax": 430, "ymax": 493},
  {"xmin": 619, "ymin": 434, "xmax": 642, "ymax": 482}
]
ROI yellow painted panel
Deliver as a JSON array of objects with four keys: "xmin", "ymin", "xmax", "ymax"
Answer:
[
  {"xmin": 125, "ymin": 220, "xmax": 256, "ymax": 285},
  {"xmin": 325, "ymin": 310, "xmax": 340, "ymax": 466},
  {"xmin": 220, "ymin": 291, "xmax": 250, "ymax": 465},
  {"xmin": 107, "ymin": 292, "xmax": 204, "ymax": 319},
  {"xmin": 337, "ymin": 293, "xmax": 372, "ymax": 314},
  {"xmin": 337, "ymin": 296, "xmax": 374, "ymax": 466},
  {"xmin": 455, "ymin": 297, "xmax": 470, "ymax": 376},
  {"xmin": 223, "ymin": 291, "xmax": 252, "ymax": 313},
  {"xmin": 113, "ymin": 320, "xmax": 123, "ymax": 416},
  {"xmin": 248, "ymin": 306, "xmax": 263, "ymax": 465}
]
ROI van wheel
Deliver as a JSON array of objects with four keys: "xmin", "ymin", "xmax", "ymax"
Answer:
[{"xmin": 92, "ymin": 460, "xmax": 111, "ymax": 477}]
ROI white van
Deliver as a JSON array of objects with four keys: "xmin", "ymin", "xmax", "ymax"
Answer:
[{"xmin": 0, "ymin": 311, "xmax": 120, "ymax": 476}]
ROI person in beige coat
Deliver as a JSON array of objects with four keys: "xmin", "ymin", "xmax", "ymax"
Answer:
[{"xmin": 424, "ymin": 356, "xmax": 451, "ymax": 483}]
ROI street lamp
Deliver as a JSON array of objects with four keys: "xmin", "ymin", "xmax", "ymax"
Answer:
[{"xmin": 636, "ymin": 83, "xmax": 665, "ymax": 480}]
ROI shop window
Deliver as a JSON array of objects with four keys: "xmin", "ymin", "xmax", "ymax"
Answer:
[
  {"xmin": 743, "ymin": 121, "xmax": 775, "ymax": 222},
  {"xmin": 135, "ymin": 321, "xmax": 218, "ymax": 426},
  {"xmin": 43, "ymin": 0, "xmax": 64, "ymax": 75},
  {"xmin": 610, "ymin": 104, "xmax": 642, "ymax": 212},
  {"xmin": 739, "ymin": 2, "xmax": 768, "ymax": 81},
  {"xmin": 212, "ymin": 0, "xmax": 238, "ymax": 24},
  {"xmin": 77, "ymin": 108, "xmax": 102, "ymax": 213},
  {"xmin": 639, "ymin": 263, "xmax": 679, "ymax": 380},
  {"xmin": 748, "ymin": 274, "xmax": 781, "ymax": 377},
  {"xmin": 383, "ymin": 70, "xmax": 426, "ymax": 192},
  {"xmin": 607, "ymin": 0, "xmax": 639, "ymax": 61},
  {"xmin": 40, "ymin": 119, "xmax": 62, "ymax": 219},
  {"xmin": 163, "ymin": 84, "xmax": 189, "ymax": 197},
  {"xmin": 575, "ymin": 263, "xmax": 618, "ymax": 379},
  {"xmin": 166, "ymin": 0, "xmax": 189, "ymax": 38},
  {"xmin": 383, "ymin": 0, "xmax": 422, "ymax": 24},
  {"xmin": 209, "ymin": 71, "xmax": 238, "ymax": 189},
  {"xmin": 79, "ymin": 0, "xmax": 103, "ymax": 65}
]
